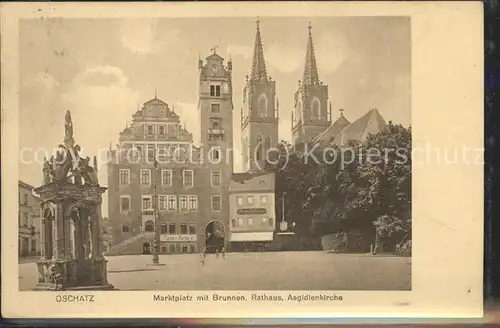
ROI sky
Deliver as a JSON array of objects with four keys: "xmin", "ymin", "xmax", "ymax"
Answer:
[{"xmin": 18, "ymin": 16, "xmax": 410, "ymax": 216}]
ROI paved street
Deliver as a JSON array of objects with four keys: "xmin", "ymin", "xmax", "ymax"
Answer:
[{"xmin": 19, "ymin": 251, "xmax": 411, "ymax": 291}]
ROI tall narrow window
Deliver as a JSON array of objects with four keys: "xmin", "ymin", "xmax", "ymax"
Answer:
[
  {"xmin": 211, "ymin": 195, "xmax": 221, "ymax": 211},
  {"xmin": 158, "ymin": 196, "xmax": 167, "ymax": 211},
  {"xmin": 160, "ymin": 224, "xmax": 168, "ymax": 234},
  {"xmin": 147, "ymin": 125, "xmax": 154, "ymax": 136},
  {"xmin": 147, "ymin": 144, "xmax": 155, "ymax": 161},
  {"xmin": 179, "ymin": 196, "xmax": 188, "ymax": 211},
  {"xmin": 158, "ymin": 125, "xmax": 166, "ymax": 135},
  {"xmin": 167, "ymin": 196, "xmax": 176, "ymax": 211},
  {"xmin": 189, "ymin": 223, "xmax": 197, "ymax": 235},
  {"xmin": 23, "ymin": 194, "xmax": 28, "ymax": 205},
  {"xmin": 261, "ymin": 196, "xmax": 268, "ymax": 205},
  {"xmin": 183, "ymin": 170, "xmax": 193, "ymax": 187},
  {"xmin": 311, "ymin": 98, "xmax": 321, "ymax": 120},
  {"xmin": 265, "ymin": 137, "xmax": 271, "ymax": 151},
  {"xmin": 258, "ymin": 94, "xmax": 268, "ymax": 117},
  {"xmin": 180, "ymin": 224, "xmax": 188, "ymax": 235},
  {"xmin": 256, "ymin": 136, "xmax": 263, "ymax": 161},
  {"xmin": 237, "ymin": 196, "xmax": 243, "ymax": 206},
  {"xmin": 120, "ymin": 196, "xmax": 130, "ymax": 212},
  {"xmin": 161, "ymin": 170, "xmax": 172, "ymax": 186},
  {"xmin": 247, "ymin": 196, "xmax": 254, "ymax": 205},
  {"xmin": 119, "ymin": 169, "xmax": 130, "ymax": 185},
  {"xmin": 211, "ymin": 171, "xmax": 221, "ymax": 186},
  {"xmin": 140, "ymin": 169, "xmax": 151, "ymax": 185},
  {"xmin": 211, "ymin": 147, "xmax": 221, "ymax": 161},
  {"xmin": 188, "ymin": 196, "xmax": 198, "ymax": 211},
  {"xmin": 168, "ymin": 223, "xmax": 176, "ymax": 234},
  {"xmin": 215, "ymin": 85, "xmax": 221, "ymax": 97}
]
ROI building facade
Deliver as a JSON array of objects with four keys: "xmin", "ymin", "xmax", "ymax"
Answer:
[
  {"xmin": 228, "ymin": 172, "xmax": 276, "ymax": 251},
  {"xmin": 107, "ymin": 51, "xmax": 234, "ymax": 255},
  {"xmin": 18, "ymin": 180, "xmax": 41, "ymax": 257}
]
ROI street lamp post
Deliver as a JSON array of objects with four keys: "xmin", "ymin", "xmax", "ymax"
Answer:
[
  {"xmin": 151, "ymin": 151, "xmax": 160, "ymax": 265},
  {"xmin": 279, "ymin": 192, "xmax": 288, "ymax": 232}
]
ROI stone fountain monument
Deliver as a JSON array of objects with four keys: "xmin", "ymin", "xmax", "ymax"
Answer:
[{"xmin": 33, "ymin": 111, "xmax": 114, "ymax": 290}]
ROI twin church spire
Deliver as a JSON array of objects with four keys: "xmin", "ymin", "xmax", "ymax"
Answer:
[
  {"xmin": 249, "ymin": 19, "xmax": 320, "ymax": 86},
  {"xmin": 302, "ymin": 22, "xmax": 320, "ymax": 87},
  {"xmin": 250, "ymin": 19, "xmax": 268, "ymax": 82}
]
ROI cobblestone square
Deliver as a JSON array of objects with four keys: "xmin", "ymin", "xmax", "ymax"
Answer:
[{"xmin": 19, "ymin": 251, "xmax": 411, "ymax": 291}]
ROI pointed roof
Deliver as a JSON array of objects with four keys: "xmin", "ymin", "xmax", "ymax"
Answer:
[
  {"xmin": 250, "ymin": 19, "xmax": 267, "ymax": 82},
  {"xmin": 302, "ymin": 22, "xmax": 320, "ymax": 86},
  {"xmin": 330, "ymin": 108, "xmax": 388, "ymax": 146},
  {"xmin": 313, "ymin": 114, "xmax": 351, "ymax": 146},
  {"xmin": 206, "ymin": 53, "xmax": 224, "ymax": 62}
]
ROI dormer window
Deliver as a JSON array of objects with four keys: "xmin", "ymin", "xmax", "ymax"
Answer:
[
  {"xmin": 158, "ymin": 125, "xmax": 166, "ymax": 135},
  {"xmin": 146, "ymin": 125, "xmax": 154, "ymax": 136},
  {"xmin": 210, "ymin": 85, "xmax": 221, "ymax": 97}
]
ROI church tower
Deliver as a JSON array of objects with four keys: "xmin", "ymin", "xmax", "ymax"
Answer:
[
  {"xmin": 241, "ymin": 19, "xmax": 279, "ymax": 171},
  {"xmin": 292, "ymin": 22, "xmax": 331, "ymax": 146}
]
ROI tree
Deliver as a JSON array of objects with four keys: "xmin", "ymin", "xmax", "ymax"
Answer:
[
  {"xmin": 339, "ymin": 122, "xmax": 412, "ymax": 238},
  {"xmin": 272, "ymin": 122, "xmax": 412, "ymax": 244}
]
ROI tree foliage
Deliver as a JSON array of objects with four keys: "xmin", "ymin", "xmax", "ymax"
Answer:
[{"xmin": 272, "ymin": 122, "xmax": 412, "ymax": 242}]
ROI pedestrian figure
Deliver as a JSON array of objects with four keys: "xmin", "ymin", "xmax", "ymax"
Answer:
[
  {"xmin": 215, "ymin": 247, "xmax": 219, "ymax": 259},
  {"xmin": 221, "ymin": 247, "xmax": 226, "ymax": 259},
  {"xmin": 201, "ymin": 246, "xmax": 207, "ymax": 266}
]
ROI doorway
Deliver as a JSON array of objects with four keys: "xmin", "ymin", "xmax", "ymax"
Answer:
[
  {"xmin": 205, "ymin": 221, "xmax": 225, "ymax": 253},
  {"xmin": 142, "ymin": 242, "xmax": 151, "ymax": 254}
]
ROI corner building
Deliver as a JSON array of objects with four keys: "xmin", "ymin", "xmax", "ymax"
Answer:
[{"xmin": 107, "ymin": 51, "xmax": 234, "ymax": 255}]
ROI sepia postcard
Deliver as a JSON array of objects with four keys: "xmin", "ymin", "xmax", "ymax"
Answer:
[{"xmin": 1, "ymin": 1, "xmax": 483, "ymax": 320}]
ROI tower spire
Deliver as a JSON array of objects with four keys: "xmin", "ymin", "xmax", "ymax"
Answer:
[
  {"xmin": 250, "ymin": 17, "xmax": 267, "ymax": 81},
  {"xmin": 302, "ymin": 21, "xmax": 320, "ymax": 86}
]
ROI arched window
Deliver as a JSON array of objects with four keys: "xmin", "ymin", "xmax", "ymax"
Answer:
[
  {"xmin": 258, "ymin": 94, "xmax": 268, "ymax": 118},
  {"xmin": 144, "ymin": 221, "xmax": 154, "ymax": 232},
  {"xmin": 243, "ymin": 137, "xmax": 249, "ymax": 162},
  {"xmin": 212, "ymin": 121, "xmax": 219, "ymax": 129},
  {"xmin": 122, "ymin": 224, "xmax": 130, "ymax": 233},
  {"xmin": 296, "ymin": 101, "xmax": 303, "ymax": 122},
  {"xmin": 256, "ymin": 135, "xmax": 263, "ymax": 161},
  {"xmin": 311, "ymin": 98, "xmax": 321, "ymax": 120}
]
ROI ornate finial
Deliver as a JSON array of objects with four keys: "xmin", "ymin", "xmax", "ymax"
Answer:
[
  {"xmin": 256, "ymin": 17, "xmax": 260, "ymax": 29},
  {"xmin": 339, "ymin": 108, "xmax": 345, "ymax": 116},
  {"xmin": 64, "ymin": 110, "xmax": 74, "ymax": 147},
  {"xmin": 308, "ymin": 21, "xmax": 312, "ymax": 34},
  {"xmin": 154, "ymin": 88, "xmax": 158, "ymax": 99},
  {"xmin": 210, "ymin": 45, "xmax": 219, "ymax": 54},
  {"xmin": 93, "ymin": 156, "xmax": 98, "ymax": 172}
]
